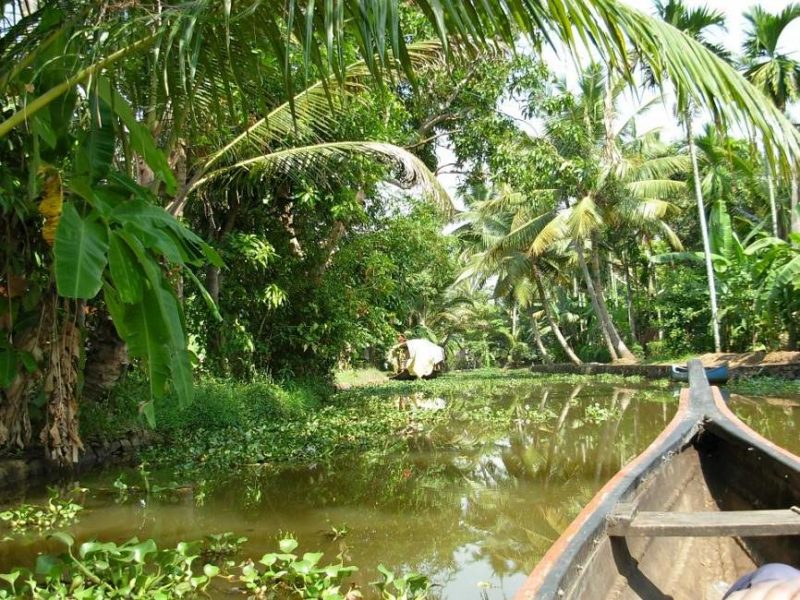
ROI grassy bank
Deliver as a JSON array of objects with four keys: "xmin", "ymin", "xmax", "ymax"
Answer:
[
  {"xmin": 83, "ymin": 367, "xmax": 798, "ymax": 460},
  {"xmin": 80, "ymin": 374, "xmax": 330, "ymax": 441},
  {"xmin": 727, "ymin": 377, "xmax": 800, "ymax": 397}
]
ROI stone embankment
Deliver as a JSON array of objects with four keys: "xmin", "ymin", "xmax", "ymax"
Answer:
[
  {"xmin": 529, "ymin": 362, "xmax": 800, "ymax": 379},
  {"xmin": 0, "ymin": 430, "xmax": 152, "ymax": 490}
]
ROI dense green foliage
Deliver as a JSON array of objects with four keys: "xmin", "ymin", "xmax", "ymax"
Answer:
[
  {"xmin": 1, "ymin": 0, "xmax": 799, "ymax": 466},
  {"xmin": 80, "ymin": 373, "xmax": 326, "ymax": 440}
]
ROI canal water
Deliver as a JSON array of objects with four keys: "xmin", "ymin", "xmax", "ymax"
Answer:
[{"xmin": 0, "ymin": 379, "xmax": 797, "ymax": 599}]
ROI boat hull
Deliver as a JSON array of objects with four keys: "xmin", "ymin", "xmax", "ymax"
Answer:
[
  {"xmin": 516, "ymin": 361, "xmax": 800, "ymax": 600},
  {"xmin": 671, "ymin": 363, "xmax": 729, "ymax": 383}
]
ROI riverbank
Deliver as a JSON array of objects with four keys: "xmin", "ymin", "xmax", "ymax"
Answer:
[
  {"xmin": 530, "ymin": 353, "xmax": 800, "ymax": 383},
  {"xmin": 4, "ymin": 366, "xmax": 797, "ymax": 489},
  {"xmin": 663, "ymin": 351, "xmax": 800, "ymax": 368},
  {"xmin": 0, "ymin": 374, "xmax": 330, "ymax": 491}
]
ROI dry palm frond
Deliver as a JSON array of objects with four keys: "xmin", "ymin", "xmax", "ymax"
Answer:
[
  {"xmin": 38, "ymin": 167, "xmax": 63, "ymax": 247},
  {"xmin": 200, "ymin": 141, "xmax": 453, "ymax": 214}
]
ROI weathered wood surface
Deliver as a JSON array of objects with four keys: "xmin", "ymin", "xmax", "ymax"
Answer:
[
  {"xmin": 514, "ymin": 360, "xmax": 800, "ymax": 600},
  {"xmin": 608, "ymin": 507, "xmax": 800, "ymax": 537}
]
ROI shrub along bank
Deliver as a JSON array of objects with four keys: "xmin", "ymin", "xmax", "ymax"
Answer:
[{"xmin": 80, "ymin": 373, "xmax": 328, "ymax": 441}]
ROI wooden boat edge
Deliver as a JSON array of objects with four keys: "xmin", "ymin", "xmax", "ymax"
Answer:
[
  {"xmin": 513, "ymin": 376, "xmax": 698, "ymax": 600},
  {"xmin": 514, "ymin": 360, "xmax": 800, "ymax": 600}
]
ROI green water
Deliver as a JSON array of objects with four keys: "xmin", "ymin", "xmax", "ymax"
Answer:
[
  {"xmin": 0, "ymin": 378, "xmax": 797, "ymax": 599},
  {"xmin": 728, "ymin": 392, "xmax": 800, "ymax": 453}
]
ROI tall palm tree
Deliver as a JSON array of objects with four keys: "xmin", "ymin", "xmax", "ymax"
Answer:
[
  {"xmin": 742, "ymin": 4, "xmax": 800, "ymax": 236},
  {"xmin": 654, "ymin": 0, "xmax": 727, "ymax": 352},
  {"xmin": 508, "ymin": 65, "xmax": 686, "ymax": 361},
  {"xmin": 456, "ymin": 190, "xmax": 583, "ymax": 364}
]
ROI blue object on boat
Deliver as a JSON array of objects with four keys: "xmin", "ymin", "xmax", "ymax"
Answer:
[{"xmin": 671, "ymin": 362, "xmax": 729, "ymax": 383}]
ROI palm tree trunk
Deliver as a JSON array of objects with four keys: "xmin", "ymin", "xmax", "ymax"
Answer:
[
  {"xmin": 622, "ymin": 252, "xmax": 638, "ymax": 343},
  {"xmin": 511, "ymin": 301, "xmax": 518, "ymax": 339},
  {"xmin": 608, "ymin": 263, "xmax": 618, "ymax": 305},
  {"xmin": 588, "ymin": 235, "xmax": 635, "ymax": 360},
  {"xmin": 530, "ymin": 315, "xmax": 552, "ymax": 364},
  {"xmin": 574, "ymin": 242, "xmax": 619, "ymax": 360},
  {"xmin": 643, "ymin": 244, "xmax": 664, "ymax": 342},
  {"xmin": 532, "ymin": 265, "xmax": 582, "ymax": 365},
  {"xmin": 685, "ymin": 112, "xmax": 722, "ymax": 352},
  {"xmin": 764, "ymin": 149, "xmax": 780, "ymax": 238},
  {"xmin": 582, "ymin": 236, "xmax": 635, "ymax": 360},
  {"xmin": 791, "ymin": 168, "xmax": 800, "ymax": 236}
]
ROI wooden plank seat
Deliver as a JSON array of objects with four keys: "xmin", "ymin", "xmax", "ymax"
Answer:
[{"xmin": 607, "ymin": 505, "xmax": 800, "ymax": 537}]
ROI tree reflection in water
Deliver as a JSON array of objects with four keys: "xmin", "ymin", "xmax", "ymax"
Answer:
[
  {"xmin": 0, "ymin": 381, "xmax": 680, "ymax": 599},
  {"xmin": 729, "ymin": 393, "xmax": 800, "ymax": 454}
]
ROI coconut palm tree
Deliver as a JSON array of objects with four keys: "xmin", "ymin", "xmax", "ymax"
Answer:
[
  {"xmin": 742, "ymin": 4, "xmax": 800, "ymax": 236},
  {"xmin": 456, "ymin": 189, "xmax": 583, "ymax": 364},
  {"xmin": 499, "ymin": 65, "xmax": 686, "ymax": 361},
  {"xmin": 653, "ymin": 0, "xmax": 727, "ymax": 353}
]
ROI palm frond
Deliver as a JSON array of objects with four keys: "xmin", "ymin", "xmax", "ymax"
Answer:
[
  {"xmin": 202, "ymin": 41, "xmax": 446, "ymax": 170},
  {"xmin": 497, "ymin": 210, "xmax": 560, "ymax": 256},
  {"xmin": 631, "ymin": 155, "xmax": 691, "ymax": 180},
  {"xmin": 581, "ymin": 0, "xmax": 800, "ymax": 171},
  {"xmin": 658, "ymin": 221, "xmax": 684, "ymax": 250},
  {"xmin": 625, "ymin": 179, "xmax": 686, "ymax": 199},
  {"xmin": 6, "ymin": 0, "xmax": 800, "ymax": 172},
  {"xmin": 615, "ymin": 197, "xmax": 675, "ymax": 225},
  {"xmin": 199, "ymin": 140, "xmax": 453, "ymax": 213},
  {"xmin": 743, "ymin": 4, "xmax": 800, "ymax": 58},
  {"xmin": 565, "ymin": 195, "xmax": 601, "ymax": 240}
]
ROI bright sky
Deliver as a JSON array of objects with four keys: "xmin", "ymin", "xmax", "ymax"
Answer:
[{"xmin": 437, "ymin": 0, "xmax": 800, "ymax": 203}]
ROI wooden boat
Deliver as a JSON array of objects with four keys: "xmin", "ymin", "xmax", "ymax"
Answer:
[
  {"xmin": 670, "ymin": 362, "xmax": 729, "ymax": 383},
  {"xmin": 515, "ymin": 360, "xmax": 800, "ymax": 600}
]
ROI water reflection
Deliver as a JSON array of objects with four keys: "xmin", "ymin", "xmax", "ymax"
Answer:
[
  {"xmin": 728, "ymin": 393, "xmax": 800, "ymax": 454},
  {"xmin": 0, "ymin": 383, "xmax": 676, "ymax": 599}
]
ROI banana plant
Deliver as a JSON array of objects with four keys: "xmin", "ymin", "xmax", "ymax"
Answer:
[
  {"xmin": 651, "ymin": 199, "xmax": 800, "ymax": 350},
  {"xmin": 0, "ymin": 23, "xmax": 220, "ymax": 461},
  {"xmin": 745, "ymin": 233, "xmax": 800, "ymax": 346},
  {"xmin": 58, "ymin": 105, "xmax": 222, "ymax": 424}
]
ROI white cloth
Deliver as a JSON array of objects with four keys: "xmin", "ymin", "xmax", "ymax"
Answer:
[{"xmin": 404, "ymin": 339, "xmax": 445, "ymax": 378}]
